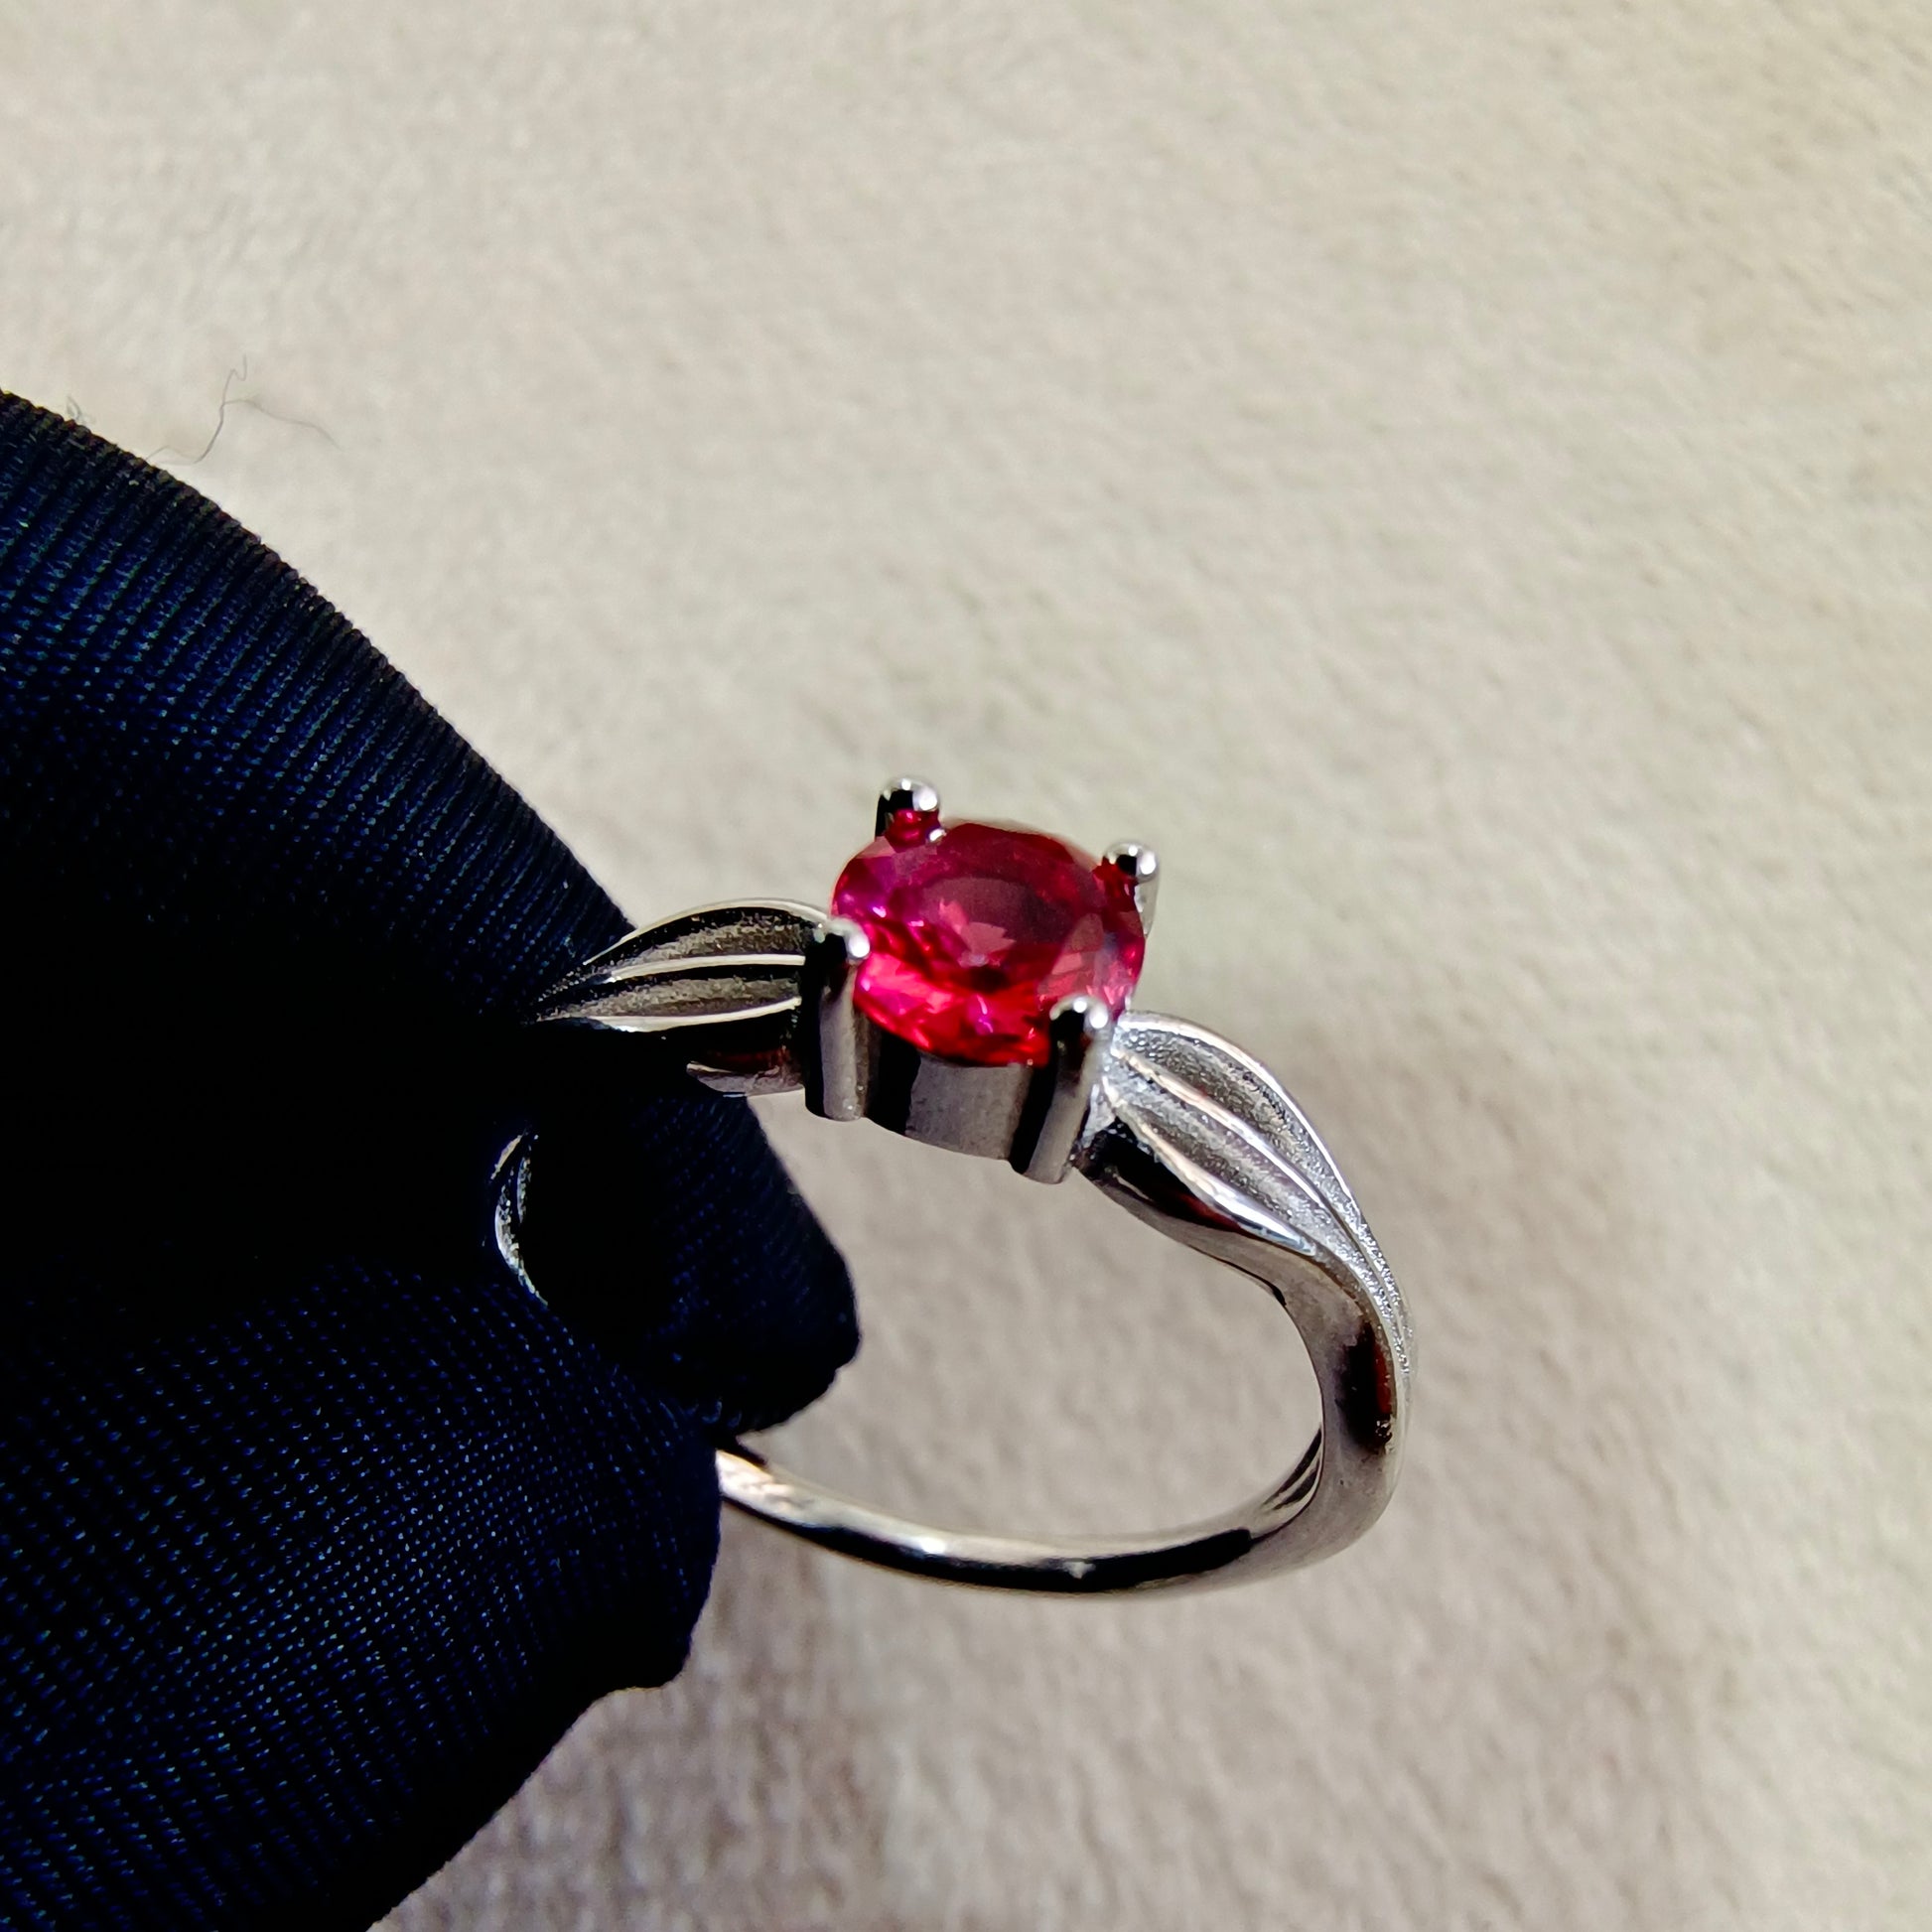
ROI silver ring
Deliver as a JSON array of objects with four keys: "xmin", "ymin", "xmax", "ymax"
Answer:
[{"xmin": 490, "ymin": 779, "xmax": 1411, "ymax": 1594}]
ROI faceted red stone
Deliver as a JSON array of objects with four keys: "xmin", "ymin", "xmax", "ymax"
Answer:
[{"xmin": 831, "ymin": 819, "xmax": 1146, "ymax": 1067}]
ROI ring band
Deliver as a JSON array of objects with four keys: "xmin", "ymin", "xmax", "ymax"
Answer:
[{"xmin": 490, "ymin": 781, "xmax": 1411, "ymax": 1594}]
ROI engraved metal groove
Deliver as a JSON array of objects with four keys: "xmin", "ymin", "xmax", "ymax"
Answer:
[
  {"xmin": 532, "ymin": 897, "xmax": 822, "ymax": 1095},
  {"xmin": 1076, "ymin": 1010, "xmax": 1409, "ymax": 1570},
  {"xmin": 1089, "ymin": 1012, "xmax": 1411, "ymax": 1375}
]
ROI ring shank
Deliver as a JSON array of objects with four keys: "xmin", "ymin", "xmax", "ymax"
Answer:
[
  {"xmin": 493, "ymin": 1004, "xmax": 1408, "ymax": 1596},
  {"xmin": 714, "ymin": 1428, "xmax": 1321, "ymax": 1594}
]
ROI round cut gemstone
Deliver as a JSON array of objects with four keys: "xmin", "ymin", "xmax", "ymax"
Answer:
[{"xmin": 831, "ymin": 819, "xmax": 1145, "ymax": 1066}]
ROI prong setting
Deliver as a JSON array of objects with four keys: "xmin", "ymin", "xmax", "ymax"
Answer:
[
  {"xmin": 505, "ymin": 771, "xmax": 1413, "ymax": 1592},
  {"xmin": 801, "ymin": 915, "xmax": 871, "ymax": 1121},
  {"xmin": 876, "ymin": 775, "xmax": 942, "ymax": 843},
  {"xmin": 825, "ymin": 789, "xmax": 1145, "ymax": 1165},
  {"xmin": 1011, "ymin": 994, "xmax": 1115, "ymax": 1183},
  {"xmin": 1102, "ymin": 841, "xmax": 1159, "ymax": 931}
]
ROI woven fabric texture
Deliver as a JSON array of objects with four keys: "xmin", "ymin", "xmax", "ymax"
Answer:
[{"xmin": 0, "ymin": 393, "xmax": 857, "ymax": 1929}]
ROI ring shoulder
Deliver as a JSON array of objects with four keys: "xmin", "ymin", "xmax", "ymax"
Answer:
[
  {"xmin": 530, "ymin": 898, "xmax": 822, "ymax": 1095},
  {"xmin": 1078, "ymin": 1010, "xmax": 1413, "ymax": 1390}
]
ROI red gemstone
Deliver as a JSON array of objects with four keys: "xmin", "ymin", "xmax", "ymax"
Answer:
[{"xmin": 831, "ymin": 820, "xmax": 1145, "ymax": 1067}]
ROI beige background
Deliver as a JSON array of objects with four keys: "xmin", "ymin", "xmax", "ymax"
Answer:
[{"xmin": 5, "ymin": 3, "xmax": 1929, "ymax": 1926}]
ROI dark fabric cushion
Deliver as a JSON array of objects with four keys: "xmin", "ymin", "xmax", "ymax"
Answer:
[{"xmin": 0, "ymin": 392, "xmax": 856, "ymax": 1929}]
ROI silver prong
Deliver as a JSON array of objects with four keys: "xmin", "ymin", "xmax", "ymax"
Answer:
[
  {"xmin": 801, "ymin": 916, "xmax": 871, "ymax": 1121},
  {"xmin": 1102, "ymin": 841, "xmax": 1159, "ymax": 931},
  {"xmin": 876, "ymin": 775, "xmax": 942, "ymax": 841},
  {"xmin": 1012, "ymin": 994, "xmax": 1114, "ymax": 1183}
]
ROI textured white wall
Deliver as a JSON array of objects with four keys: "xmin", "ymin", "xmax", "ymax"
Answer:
[{"xmin": 6, "ymin": 3, "xmax": 1928, "ymax": 1926}]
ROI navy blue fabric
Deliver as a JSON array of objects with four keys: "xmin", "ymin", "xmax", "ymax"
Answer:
[{"xmin": 0, "ymin": 392, "xmax": 857, "ymax": 1928}]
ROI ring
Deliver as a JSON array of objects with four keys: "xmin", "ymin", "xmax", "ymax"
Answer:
[{"xmin": 490, "ymin": 778, "xmax": 1411, "ymax": 1593}]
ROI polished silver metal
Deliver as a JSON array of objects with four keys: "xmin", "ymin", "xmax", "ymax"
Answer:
[
  {"xmin": 876, "ymin": 775, "xmax": 941, "ymax": 839},
  {"xmin": 1011, "ymin": 993, "xmax": 1114, "ymax": 1183},
  {"xmin": 1101, "ymin": 839, "xmax": 1160, "ymax": 930},
  {"xmin": 800, "ymin": 915, "xmax": 871, "ymax": 1122},
  {"xmin": 496, "ymin": 784, "xmax": 1411, "ymax": 1593},
  {"xmin": 532, "ymin": 897, "xmax": 821, "ymax": 1095}
]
